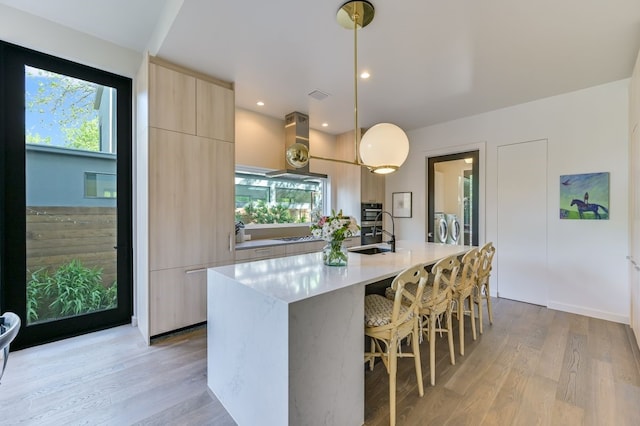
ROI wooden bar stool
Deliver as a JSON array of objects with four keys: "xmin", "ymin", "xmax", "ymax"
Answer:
[
  {"xmin": 452, "ymin": 248, "xmax": 480, "ymax": 355},
  {"xmin": 364, "ymin": 263, "xmax": 428, "ymax": 426},
  {"xmin": 474, "ymin": 242, "xmax": 496, "ymax": 334}
]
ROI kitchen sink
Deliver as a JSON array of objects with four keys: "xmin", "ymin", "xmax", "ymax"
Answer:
[{"xmin": 349, "ymin": 246, "xmax": 391, "ymax": 255}]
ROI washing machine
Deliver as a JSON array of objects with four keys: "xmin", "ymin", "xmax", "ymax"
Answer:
[
  {"xmin": 445, "ymin": 213, "xmax": 461, "ymax": 245},
  {"xmin": 434, "ymin": 212, "xmax": 448, "ymax": 243}
]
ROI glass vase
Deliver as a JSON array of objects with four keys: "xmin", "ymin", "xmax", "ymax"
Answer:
[{"xmin": 323, "ymin": 240, "xmax": 348, "ymax": 267}]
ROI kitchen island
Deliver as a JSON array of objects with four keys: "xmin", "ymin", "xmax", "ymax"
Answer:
[{"xmin": 207, "ymin": 241, "xmax": 470, "ymax": 426}]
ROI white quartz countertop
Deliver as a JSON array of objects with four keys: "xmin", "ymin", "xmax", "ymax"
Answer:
[{"xmin": 209, "ymin": 241, "xmax": 472, "ymax": 304}]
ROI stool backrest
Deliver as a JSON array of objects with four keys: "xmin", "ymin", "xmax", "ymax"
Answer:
[
  {"xmin": 478, "ymin": 242, "xmax": 496, "ymax": 282},
  {"xmin": 426, "ymin": 255, "xmax": 460, "ymax": 309},
  {"xmin": 0, "ymin": 312, "xmax": 21, "ymax": 383},
  {"xmin": 457, "ymin": 248, "xmax": 480, "ymax": 292},
  {"xmin": 388, "ymin": 263, "xmax": 429, "ymax": 324}
]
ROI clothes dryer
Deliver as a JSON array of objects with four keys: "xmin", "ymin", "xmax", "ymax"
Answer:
[
  {"xmin": 446, "ymin": 214, "xmax": 461, "ymax": 245},
  {"xmin": 434, "ymin": 212, "xmax": 448, "ymax": 243}
]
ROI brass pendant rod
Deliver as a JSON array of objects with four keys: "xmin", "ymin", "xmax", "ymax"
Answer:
[
  {"xmin": 309, "ymin": 154, "xmax": 360, "ymax": 166},
  {"xmin": 353, "ymin": 9, "xmax": 360, "ymax": 165}
]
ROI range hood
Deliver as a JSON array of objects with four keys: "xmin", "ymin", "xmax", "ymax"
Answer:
[{"xmin": 265, "ymin": 112, "xmax": 328, "ymax": 180}]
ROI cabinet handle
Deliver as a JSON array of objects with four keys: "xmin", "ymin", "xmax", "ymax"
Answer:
[
  {"xmin": 229, "ymin": 233, "xmax": 233, "ymax": 252},
  {"xmin": 186, "ymin": 268, "xmax": 206, "ymax": 274},
  {"xmin": 255, "ymin": 248, "xmax": 272, "ymax": 252}
]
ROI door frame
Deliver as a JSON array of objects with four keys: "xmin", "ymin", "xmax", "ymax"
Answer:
[
  {"xmin": 0, "ymin": 41, "xmax": 133, "ymax": 349},
  {"xmin": 424, "ymin": 142, "xmax": 486, "ymax": 246}
]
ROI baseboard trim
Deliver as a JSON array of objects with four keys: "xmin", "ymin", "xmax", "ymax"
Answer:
[
  {"xmin": 547, "ymin": 300, "xmax": 629, "ymax": 324},
  {"xmin": 624, "ymin": 326, "xmax": 640, "ymax": 375}
]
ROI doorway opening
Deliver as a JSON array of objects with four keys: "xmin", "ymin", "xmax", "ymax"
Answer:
[
  {"xmin": 427, "ymin": 151, "xmax": 479, "ymax": 246},
  {"xmin": 0, "ymin": 41, "xmax": 133, "ymax": 349}
]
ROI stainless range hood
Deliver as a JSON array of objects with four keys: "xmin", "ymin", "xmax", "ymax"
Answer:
[{"xmin": 265, "ymin": 112, "xmax": 328, "ymax": 180}]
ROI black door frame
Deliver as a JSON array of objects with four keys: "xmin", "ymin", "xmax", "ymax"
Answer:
[
  {"xmin": 427, "ymin": 150, "xmax": 479, "ymax": 246},
  {"xmin": 0, "ymin": 40, "xmax": 133, "ymax": 349}
]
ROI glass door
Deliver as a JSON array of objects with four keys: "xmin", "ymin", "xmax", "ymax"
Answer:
[{"xmin": 1, "ymin": 41, "xmax": 132, "ymax": 349}]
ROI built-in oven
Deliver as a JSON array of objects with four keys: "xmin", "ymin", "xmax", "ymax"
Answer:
[{"xmin": 361, "ymin": 203, "xmax": 383, "ymax": 245}]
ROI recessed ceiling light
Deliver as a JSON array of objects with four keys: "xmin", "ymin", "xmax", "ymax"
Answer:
[
  {"xmin": 360, "ymin": 71, "xmax": 370, "ymax": 79},
  {"xmin": 322, "ymin": 123, "xmax": 329, "ymax": 127},
  {"xmin": 256, "ymin": 101, "xmax": 265, "ymax": 106}
]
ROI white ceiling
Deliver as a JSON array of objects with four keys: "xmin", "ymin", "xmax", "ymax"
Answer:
[{"xmin": 3, "ymin": 0, "xmax": 640, "ymax": 135}]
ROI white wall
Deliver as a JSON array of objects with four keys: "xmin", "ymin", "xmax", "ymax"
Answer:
[
  {"xmin": 387, "ymin": 79, "xmax": 630, "ymax": 323},
  {"xmin": 0, "ymin": 4, "xmax": 141, "ymax": 78}
]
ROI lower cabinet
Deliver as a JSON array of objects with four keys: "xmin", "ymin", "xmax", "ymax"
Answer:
[
  {"xmin": 343, "ymin": 237, "xmax": 360, "ymax": 248},
  {"xmin": 235, "ymin": 245, "xmax": 287, "ymax": 263},
  {"xmin": 285, "ymin": 241, "xmax": 325, "ymax": 256},
  {"xmin": 149, "ymin": 265, "xmax": 208, "ymax": 336}
]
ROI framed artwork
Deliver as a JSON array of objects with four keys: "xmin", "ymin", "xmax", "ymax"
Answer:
[
  {"xmin": 392, "ymin": 192, "xmax": 412, "ymax": 218},
  {"xmin": 559, "ymin": 172, "xmax": 609, "ymax": 220}
]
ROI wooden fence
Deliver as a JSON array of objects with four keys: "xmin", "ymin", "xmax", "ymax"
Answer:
[{"xmin": 26, "ymin": 206, "xmax": 117, "ymax": 286}]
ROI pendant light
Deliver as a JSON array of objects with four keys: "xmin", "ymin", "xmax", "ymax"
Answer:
[{"xmin": 336, "ymin": 0, "xmax": 409, "ymax": 174}]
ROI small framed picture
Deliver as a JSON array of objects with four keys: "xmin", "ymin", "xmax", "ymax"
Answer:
[{"xmin": 392, "ymin": 192, "xmax": 412, "ymax": 218}]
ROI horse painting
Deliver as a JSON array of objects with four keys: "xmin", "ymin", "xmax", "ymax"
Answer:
[{"xmin": 570, "ymin": 199, "xmax": 609, "ymax": 219}]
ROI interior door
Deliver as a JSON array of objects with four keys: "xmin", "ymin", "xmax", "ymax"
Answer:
[
  {"xmin": 0, "ymin": 41, "xmax": 132, "ymax": 349},
  {"xmin": 427, "ymin": 150, "xmax": 479, "ymax": 246},
  {"xmin": 496, "ymin": 139, "xmax": 548, "ymax": 306}
]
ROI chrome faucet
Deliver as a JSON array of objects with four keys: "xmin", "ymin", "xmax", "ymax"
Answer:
[{"xmin": 373, "ymin": 210, "xmax": 396, "ymax": 252}]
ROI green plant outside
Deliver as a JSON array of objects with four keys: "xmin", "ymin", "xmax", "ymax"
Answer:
[
  {"xmin": 236, "ymin": 200, "xmax": 296, "ymax": 224},
  {"xmin": 27, "ymin": 259, "xmax": 117, "ymax": 324}
]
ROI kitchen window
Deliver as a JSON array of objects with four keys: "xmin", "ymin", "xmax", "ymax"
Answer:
[{"xmin": 235, "ymin": 172, "xmax": 325, "ymax": 224}]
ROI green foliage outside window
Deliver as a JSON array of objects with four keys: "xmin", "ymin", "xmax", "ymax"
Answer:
[
  {"xmin": 235, "ymin": 173, "xmax": 324, "ymax": 224},
  {"xmin": 236, "ymin": 200, "xmax": 294, "ymax": 224},
  {"xmin": 27, "ymin": 259, "xmax": 117, "ymax": 324}
]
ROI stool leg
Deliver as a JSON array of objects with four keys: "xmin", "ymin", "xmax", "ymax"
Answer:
[
  {"xmin": 477, "ymin": 291, "xmax": 484, "ymax": 334},
  {"xmin": 369, "ymin": 338, "xmax": 375, "ymax": 371},
  {"xmin": 486, "ymin": 283, "xmax": 494, "ymax": 325},
  {"xmin": 469, "ymin": 296, "xmax": 477, "ymax": 341},
  {"xmin": 389, "ymin": 336, "xmax": 398, "ymax": 426},
  {"xmin": 447, "ymin": 308, "xmax": 455, "ymax": 366},
  {"xmin": 429, "ymin": 314, "xmax": 436, "ymax": 386},
  {"xmin": 458, "ymin": 296, "xmax": 465, "ymax": 356},
  {"xmin": 413, "ymin": 318, "xmax": 424, "ymax": 397}
]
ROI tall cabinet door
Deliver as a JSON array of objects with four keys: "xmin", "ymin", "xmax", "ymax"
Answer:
[
  {"xmin": 207, "ymin": 139, "xmax": 235, "ymax": 265},
  {"xmin": 149, "ymin": 132, "xmax": 234, "ymax": 270},
  {"xmin": 149, "ymin": 128, "xmax": 202, "ymax": 270}
]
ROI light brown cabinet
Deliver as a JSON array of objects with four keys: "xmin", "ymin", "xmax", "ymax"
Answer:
[
  {"xmin": 141, "ymin": 56, "xmax": 235, "ymax": 339},
  {"xmin": 149, "ymin": 63, "xmax": 196, "ymax": 134},
  {"xmin": 361, "ymin": 166, "xmax": 385, "ymax": 203},
  {"xmin": 196, "ymin": 79, "xmax": 235, "ymax": 142},
  {"xmin": 285, "ymin": 241, "xmax": 325, "ymax": 256},
  {"xmin": 149, "ymin": 129, "xmax": 234, "ymax": 270},
  {"xmin": 149, "ymin": 265, "xmax": 208, "ymax": 336},
  {"xmin": 235, "ymin": 245, "xmax": 287, "ymax": 263}
]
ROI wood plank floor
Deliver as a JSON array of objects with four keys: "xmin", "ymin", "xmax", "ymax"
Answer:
[{"xmin": 1, "ymin": 298, "xmax": 639, "ymax": 425}]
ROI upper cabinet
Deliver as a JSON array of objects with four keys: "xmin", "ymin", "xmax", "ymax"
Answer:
[
  {"xmin": 361, "ymin": 167, "xmax": 385, "ymax": 204},
  {"xmin": 148, "ymin": 58, "xmax": 235, "ymax": 143},
  {"xmin": 149, "ymin": 63, "xmax": 196, "ymax": 134},
  {"xmin": 197, "ymin": 79, "xmax": 235, "ymax": 142}
]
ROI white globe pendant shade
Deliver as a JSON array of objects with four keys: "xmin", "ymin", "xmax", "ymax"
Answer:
[{"xmin": 359, "ymin": 123, "xmax": 410, "ymax": 174}]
